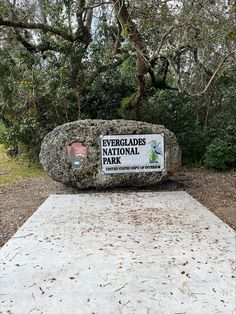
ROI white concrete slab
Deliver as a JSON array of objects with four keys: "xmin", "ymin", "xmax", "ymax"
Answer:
[{"xmin": 0, "ymin": 192, "xmax": 235, "ymax": 314}]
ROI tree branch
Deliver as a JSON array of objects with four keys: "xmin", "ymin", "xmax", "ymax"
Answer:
[
  {"xmin": 113, "ymin": 18, "xmax": 122, "ymax": 55},
  {"xmin": 161, "ymin": 58, "xmax": 169, "ymax": 85},
  {"xmin": 168, "ymin": 50, "xmax": 236, "ymax": 97},
  {"xmin": 193, "ymin": 48, "xmax": 213, "ymax": 76},
  {"xmin": 85, "ymin": 0, "xmax": 96, "ymax": 30},
  {"xmin": 85, "ymin": 1, "xmax": 112, "ymax": 10},
  {"xmin": 85, "ymin": 55, "xmax": 129, "ymax": 87},
  {"xmin": 191, "ymin": 50, "xmax": 236, "ymax": 96},
  {"xmin": 151, "ymin": 24, "xmax": 186, "ymax": 62},
  {"xmin": 0, "ymin": 18, "xmax": 74, "ymax": 41}
]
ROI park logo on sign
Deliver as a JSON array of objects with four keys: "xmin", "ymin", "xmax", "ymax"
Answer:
[
  {"xmin": 100, "ymin": 134, "xmax": 164, "ymax": 174},
  {"xmin": 67, "ymin": 142, "xmax": 87, "ymax": 168}
]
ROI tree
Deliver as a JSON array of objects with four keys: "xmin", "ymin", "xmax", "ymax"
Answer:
[
  {"xmin": 0, "ymin": 0, "xmax": 235, "ymax": 159},
  {"xmin": 0, "ymin": 1, "xmax": 128, "ymax": 121},
  {"xmin": 113, "ymin": 0, "xmax": 236, "ymax": 106},
  {"xmin": 1, "ymin": 0, "xmax": 235, "ymax": 108}
]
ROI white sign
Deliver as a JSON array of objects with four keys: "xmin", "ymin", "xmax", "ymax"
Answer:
[{"xmin": 101, "ymin": 134, "xmax": 164, "ymax": 174}]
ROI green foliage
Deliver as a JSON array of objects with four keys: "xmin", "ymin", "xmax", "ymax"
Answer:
[
  {"xmin": 81, "ymin": 70, "xmax": 133, "ymax": 119},
  {"xmin": 121, "ymin": 22, "xmax": 132, "ymax": 38},
  {"xmin": 120, "ymin": 88, "xmax": 236, "ymax": 167},
  {"xmin": 119, "ymin": 58, "xmax": 136, "ymax": 88},
  {"xmin": 0, "ymin": 44, "xmax": 80, "ymax": 157},
  {"xmin": 0, "ymin": 0, "xmax": 235, "ymax": 171},
  {"xmin": 121, "ymin": 94, "xmax": 136, "ymax": 109},
  {"xmin": 120, "ymin": 90, "xmax": 203, "ymax": 163},
  {"xmin": 204, "ymin": 139, "xmax": 236, "ymax": 170},
  {"xmin": 1, "ymin": 117, "xmax": 45, "ymax": 159}
]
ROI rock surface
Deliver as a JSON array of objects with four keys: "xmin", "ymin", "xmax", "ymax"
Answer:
[{"xmin": 39, "ymin": 119, "xmax": 181, "ymax": 189}]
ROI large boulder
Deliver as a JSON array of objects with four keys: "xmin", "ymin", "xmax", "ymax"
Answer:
[{"xmin": 40, "ymin": 119, "xmax": 181, "ymax": 189}]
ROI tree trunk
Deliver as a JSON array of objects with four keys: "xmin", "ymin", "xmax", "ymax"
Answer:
[{"xmin": 112, "ymin": 0, "xmax": 150, "ymax": 108}]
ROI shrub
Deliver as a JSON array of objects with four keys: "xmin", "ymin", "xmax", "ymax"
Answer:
[{"xmin": 204, "ymin": 139, "xmax": 236, "ymax": 170}]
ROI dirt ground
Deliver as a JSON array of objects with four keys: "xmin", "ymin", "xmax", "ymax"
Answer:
[{"xmin": 0, "ymin": 167, "xmax": 235, "ymax": 247}]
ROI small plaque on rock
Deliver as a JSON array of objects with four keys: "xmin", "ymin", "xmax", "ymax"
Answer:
[{"xmin": 67, "ymin": 142, "xmax": 87, "ymax": 168}]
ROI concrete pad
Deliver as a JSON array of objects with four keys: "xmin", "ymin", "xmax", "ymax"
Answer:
[{"xmin": 0, "ymin": 192, "xmax": 235, "ymax": 314}]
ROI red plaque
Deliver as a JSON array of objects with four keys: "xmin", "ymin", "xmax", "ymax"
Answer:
[{"xmin": 67, "ymin": 142, "xmax": 87, "ymax": 168}]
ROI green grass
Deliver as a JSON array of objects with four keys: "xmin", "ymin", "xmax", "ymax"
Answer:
[{"xmin": 0, "ymin": 144, "xmax": 46, "ymax": 184}]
